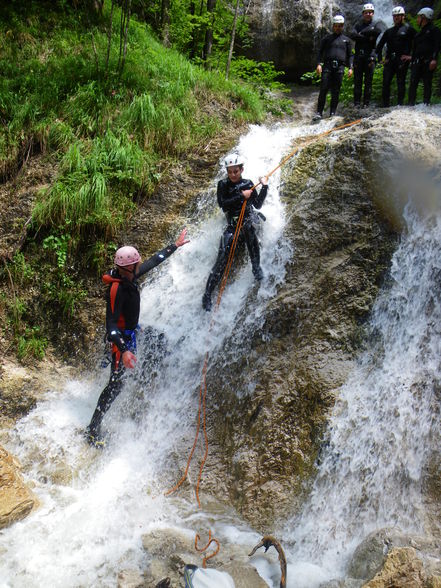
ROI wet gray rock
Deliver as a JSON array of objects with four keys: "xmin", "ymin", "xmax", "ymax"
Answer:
[
  {"xmin": 246, "ymin": 0, "xmax": 338, "ymax": 79},
  {"xmin": 141, "ymin": 527, "xmax": 270, "ymax": 587},
  {"xmin": 347, "ymin": 528, "xmax": 441, "ymax": 585},
  {"xmin": 201, "ymin": 109, "xmax": 441, "ymax": 529},
  {"xmin": 0, "ymin": 445, "xmax": 39, "ymax": 529}
]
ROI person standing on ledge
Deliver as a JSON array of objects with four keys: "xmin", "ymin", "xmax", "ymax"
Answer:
[
  {"xmin": 408, "ymin": 7, "xmax": 441, "ymax": 106},
  {"xmin": 376, "ymin": 6, "xmax": 416, "ymax": 107},
  {"xmin": 85, "ymin": 228, "xmax": 189, "ymax": 447},
  {"xmin": 350, "ymin": 3, "xmax": 382, "ymax": 107},
  {"xmin": 313, "ymin": 14, "xmax": 353, "ymax": 121}
]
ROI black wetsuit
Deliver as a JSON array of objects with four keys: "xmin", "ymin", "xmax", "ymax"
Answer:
[
  {"xmin": 376, "ymin": 22, "xmax": 416, "ymax": 106},
  {"xmin": 316, "ymin": 32, "xmax": 353, "ymax": 116},
  {"xmin": 350, "ymin": 19, "xmax": 382, "ymax": 106},
  {"xmin": 408, "ymin": 22, "xmax": 441, "ymax": 105},
  {"xmin": 86, "ymin": 243, "xmax": 177, "ymax": 443},
  {"xmin": 202, "ymin": 177, "xmax": 268, "ymax": 310}
]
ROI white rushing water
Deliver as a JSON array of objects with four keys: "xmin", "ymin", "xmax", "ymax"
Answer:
[
  {"xmin": 283, "ymin": 198, "xmax": 441, "ymax": 586},
  {"xmin": 0, "ymin": 119, "xmax": 334, "ymax": 588},
  {"xmin": 3, "ymin": 113, "xmax": 439, "ymax": 587}
]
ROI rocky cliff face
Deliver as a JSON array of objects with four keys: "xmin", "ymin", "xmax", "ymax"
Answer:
[
  {"xmin": 245, "ymin": 0, "xmax": 337, "ymax": 78},
  {"xmin": 1, "ymin": 106, "xmax": 441, "ymax": 588},
  {"xmin": 202, "ymin": 108, "xmax": 441, "ymax": 533}
]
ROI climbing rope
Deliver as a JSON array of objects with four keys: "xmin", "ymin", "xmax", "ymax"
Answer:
[
  {"xmin": 195, "ymin": 530, "xmax": 220, "ymax": 568},
  {"xmin": 164, "ymin": 117, "xmax": 363, "ymax": 565}
]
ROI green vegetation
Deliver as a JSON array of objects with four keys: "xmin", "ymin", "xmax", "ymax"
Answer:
[{"xmin": 0, "ymin": 1, "xmax": 288, "ymax": 362}]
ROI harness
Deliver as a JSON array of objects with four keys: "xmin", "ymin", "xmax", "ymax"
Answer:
[{"xmin": 325, "ymin": 58, "xmax": 345, "ymax": 69}]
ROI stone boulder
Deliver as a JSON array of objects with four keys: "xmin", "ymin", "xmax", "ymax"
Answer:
[
  {"xmin": 347, "ymin": 528, "xmax": 441, "ymax": 586},
  {"xmin": 141, "ymin": 527, "xmax": 272, "ymax": 587},
  {"xmin": 362, "ymin": 547, "xmax": 425, "ymax": 587},
  {"xmin": 0, "ymin": 445, "xmax": 39, "ymax": 529}
]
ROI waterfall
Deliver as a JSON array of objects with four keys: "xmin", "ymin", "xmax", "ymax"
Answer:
[
  {"xmin": 0, "ymin": 119, "xmax": 331, "ymax": 587},
  {"xmin": 283, "ymin": 201, "xmax": 441, "ymax": 586},
  {"xmin": 2, "ymin": 111, "xmax": 439, "ymax": 587}
]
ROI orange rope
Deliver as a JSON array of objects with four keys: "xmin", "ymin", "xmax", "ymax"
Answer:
[
  {"xmin": 163, "ymin": 117, "xmax": 363, "ymax": 564},
  {"xmin": 195, "ymin": 531, "xmax": 220, "ymax": 568}
]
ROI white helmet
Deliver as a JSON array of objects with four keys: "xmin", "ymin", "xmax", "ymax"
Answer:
[
  {"xmin": 225, "ymin": 153, "xmax": 244, "ymax": 168},
  {"xmin": 362, "ymin": 3, "xmax": 375, "ymax": 11},
  {"xmin": 392, "ymin": 6, "xmax": 405, "ymax": 15},
  {"xmin": 114, "ymin": 246, "xmax": 141, "ymax": 267},
  {"xmin": 417, "ymin": 7, "xmax": 434, "ymax": 19},
  {"xmin": 333, "ymin": 14, "xmax": 345, "ymax": 23}
]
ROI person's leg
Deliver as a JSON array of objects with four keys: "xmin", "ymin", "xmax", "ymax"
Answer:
[
  {"xmin": 243, "ymin": 221, "xmax": 263, "ymax": 280},
  {"xmin": 407, "ymin": 62, "xmax": 419, "ymax": 105},
  {"xmin": 316, "ymin": 68, "xmax": 331, "ymax": 115},
  {"xmin": 86, "ymin": 354, "xmax": 125, "ymax": 445},
  {"xmin": 397, "ymin": 61, "xmax": 410, "ymax": 105},
  {"xmin": 202, "ymin": 225, "xmax": 235, "ymax": 310},
  {"xmin": 353, "ymin": 56, "xmax": 363, "ymax": 106},
  {"xmin": 422, "ymin": 65, "xmax": 434, "ymax": 105},
  {"xmin": 329, "ymin": 68, "xmax": 344, "ymax": 115},
  {"xmin": 363, "ymin": 59, "xmax": 374, "ymax": 106},
  {"xmin": 382, "ymin": 61, "xmax": 393, "ymax": 107}
]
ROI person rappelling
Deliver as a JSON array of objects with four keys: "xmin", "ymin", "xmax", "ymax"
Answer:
[
  {"xmin": 201, "ymin": 154, "xmax": 268, "ymax": 311},
  {"xmin": 85, "ymin": 229, "xmax": 189, "ymax": 447}
]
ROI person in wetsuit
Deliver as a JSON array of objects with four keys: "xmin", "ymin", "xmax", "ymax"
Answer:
[
  {"xmin": 376, "ymin": 6, "xmax": 416, "ymax": 107},
  {"xmin": 85, "ymin": 229, "xmax": 189, "ymax": 447},
  {"xmin": 313, "ymin": 15, "xmax": 354, "ymax": 121},
  {"xmin": 408, "ymin": 7, "xmax": 441, "ymax": 106},
  {"xmin": 202, "ymin": 154, "xmax": 268, "ymax": 312},
  {"xmin": 350, "ymin": 3, "xmax": 383, "ymax": 107}
]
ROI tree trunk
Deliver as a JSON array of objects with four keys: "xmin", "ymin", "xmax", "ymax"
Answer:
[
  {"xmin": 105, "ymin": 0, "xmax": 115, "ymax": 76},
  {"xmin": 202, "ymin": 0, "xmax": 216, "ymax": 64},
  {"xmin": 161, "ymin": 0, "xmax": 171, "ymax": 47},
  {"xmin": 225, "ymin": 0, "xmax": 240, "ymax": 79}
]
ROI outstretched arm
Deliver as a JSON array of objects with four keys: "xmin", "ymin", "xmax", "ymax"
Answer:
[{"xmin": 136, "ymin": 228, "xmax": 189, "ymax": 280}]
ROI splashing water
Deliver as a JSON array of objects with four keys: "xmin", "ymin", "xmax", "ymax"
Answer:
[
  {"xmin": 283, "ymin": 202, "xmax": 441, "ymax": 586},
  {"xmin": 1, "ymin": 120, "xmax": 331, "ymax": 588}
]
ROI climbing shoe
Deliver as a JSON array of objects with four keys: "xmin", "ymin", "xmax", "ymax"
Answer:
[
  {"xmin": 84, "ymin": 428, "xmax": 106, "ymax": 449},
  {"xmin": 202, "ymin": 292, "xmax": 212, "ymax": 312},
  {"xmin": 312, "ymin": 112, "xmax": 322, "ymax": 122},
  {"xmin": 253, "ymin": 266, "xmax": 264, "ymax": 281}
]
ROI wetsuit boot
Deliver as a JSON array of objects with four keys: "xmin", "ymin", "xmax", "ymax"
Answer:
[
  {"xmin": 250, "ymin": 247, "xmax": 263, "ymax": 281},
  {"xmin": 202, "ymin": 272, "xmax": 218, "ymax": 311},
  {"xmin": 85, "ymin": 361, "xmax": 124, "ymax": 447}
]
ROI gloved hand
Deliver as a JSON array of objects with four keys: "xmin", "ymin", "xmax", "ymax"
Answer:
[{"xmin": 122, "ymin": 350, "xmax": 137, "ymax": 369}]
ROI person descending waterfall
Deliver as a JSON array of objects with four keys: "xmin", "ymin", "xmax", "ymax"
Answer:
[
  {"xmin": 313, "ymin": 15, "xmax": 353, "ymax": 121},
  {"xmin": 349, "ymin": 3, "xmax": 382, "ymax": 107},
  {"xmin": 85, "ymin": 229, "xmax": 189, "ymax": 447},
  {"xmin": 375, "ymin": 6, "xmax": 416, "ymax": 107},
  {"xmin": 408, "ymin": 7, "xmax": 441, "ymax": 106},
  {"xmin": 202, "ymin": 154, "xmax": 268, "ymax": 311}
]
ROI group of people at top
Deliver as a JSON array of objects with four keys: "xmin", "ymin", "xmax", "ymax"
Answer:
[{"xmin": 313, "ymin": 4, "xmax": 441, "ymax": 120}]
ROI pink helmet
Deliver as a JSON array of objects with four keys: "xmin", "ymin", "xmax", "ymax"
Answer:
[{"xmin": 114, "ymin": 246, "xmax": 141, "ymax": 267}]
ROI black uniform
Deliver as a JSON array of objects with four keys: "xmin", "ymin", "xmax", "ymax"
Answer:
[
  {"xmin": 350, "ymin": 19, "xmax": 382, "ymax": 106},
  {"xmin": 202, "ymin": 177, "xmax": 268, "ymax": 311},
  {"xmin": 376, "ymin": 22, "xmax": 416, "ymax": 106},
  {"xmin": 86, "ymin": 243, "xmax": 177, "ymax": 446},
  {"xmin": 408, "ymin": 22, "xmax": 441, "ymax": 105},
  {"xmin": 316, "ymin": 32, "xmax": 353, "ymax": 116}
]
